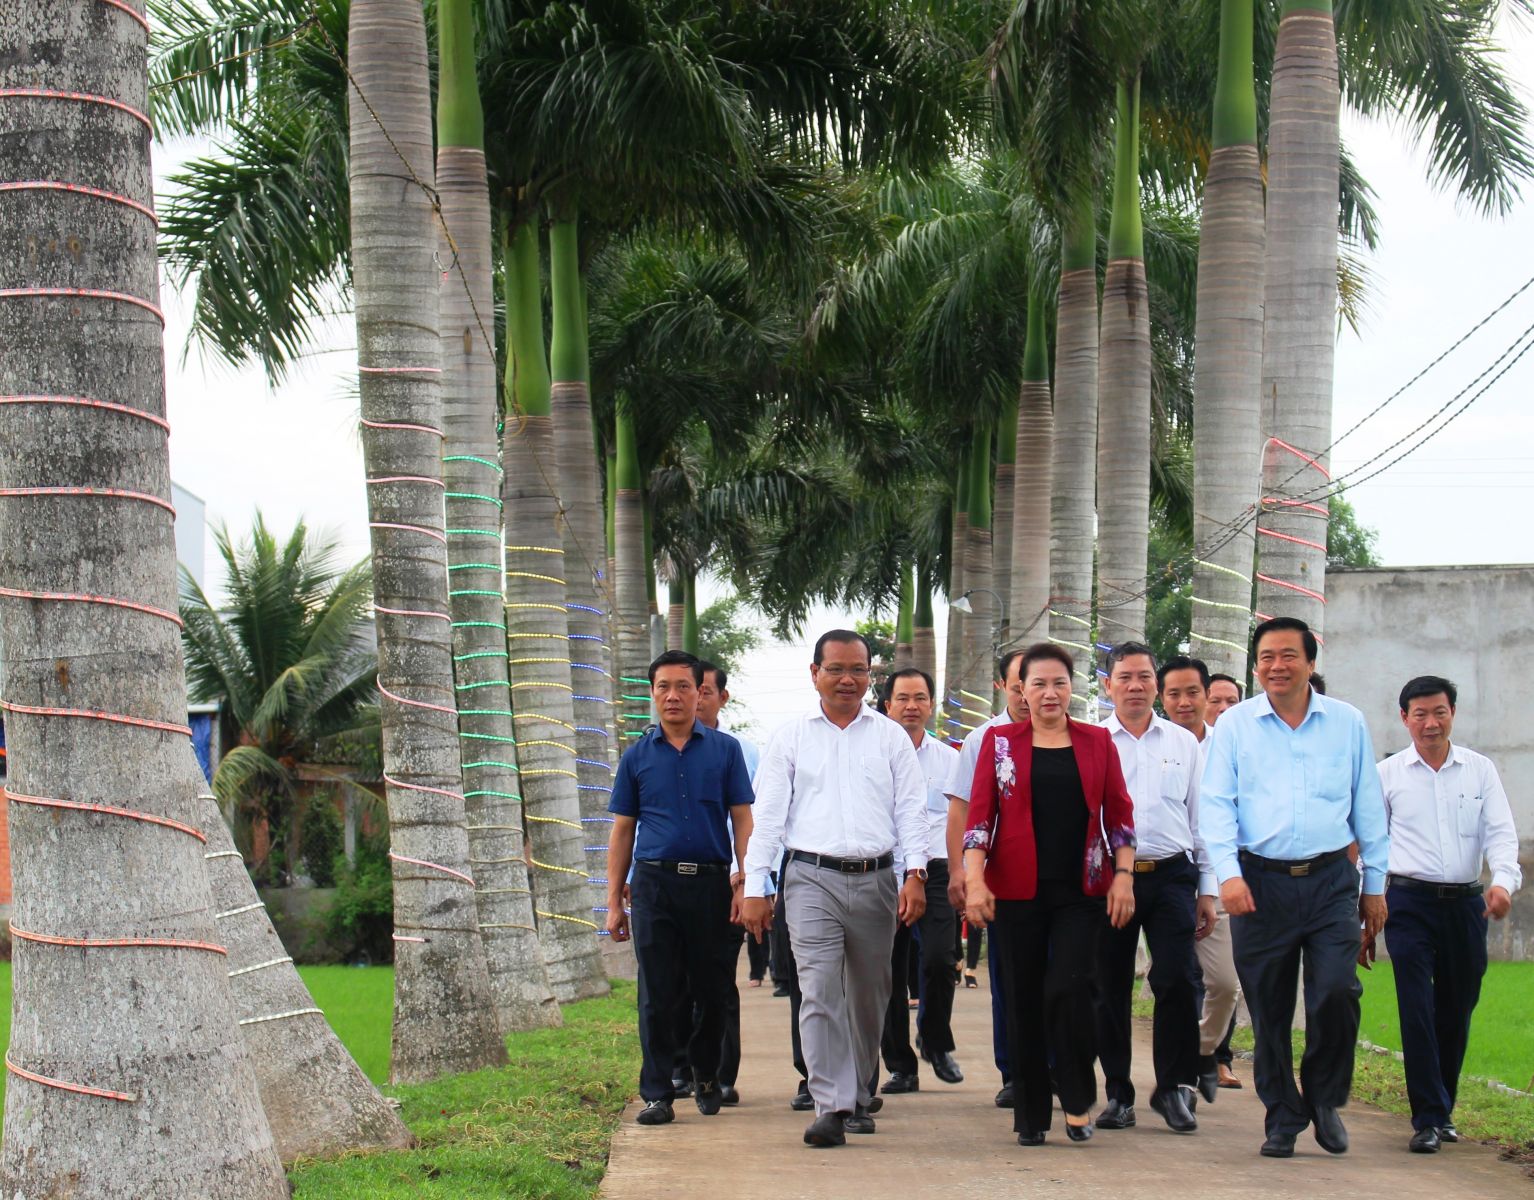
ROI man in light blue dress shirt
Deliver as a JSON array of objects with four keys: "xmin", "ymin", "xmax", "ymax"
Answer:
[{"xmin": 1201, "ymin": 617, "xmax": 1389, "ymax": 1160}]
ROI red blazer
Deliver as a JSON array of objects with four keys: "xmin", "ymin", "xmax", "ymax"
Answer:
[{"xmin": 963, "ymin": 719, "xmax": 1136, "ymax": 900}]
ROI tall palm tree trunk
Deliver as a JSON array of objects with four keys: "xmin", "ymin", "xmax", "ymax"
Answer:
[
  {"xmin": 1012, "ymin": 287, "xmax": 1054, "ymax": 645},
  {"xmin": 991, "ymin": 392, "xmax": 1017, "ymax": 649},
  {"xmin": 912, "ymin": 567, "xmax": 938, "ymax": 730},
  {"xmin": 1190, "ymin": 0, "xmax": 1265, "ymax": 681},
  {"xmin": 437, "ymin": 0, "xmax": 558, "ymax": 1032},
  {"xmin": 0, "ymin": 3, "xmax": 287, "ymax": 1189},
  {"xmin": 195, "ymin": 790, "xmax": 414, "ymax": 1157},
  {"xmin": 613, "ymin": 407, "xmax": 652, "ymax": 752},
  {"xmin": 681, "ymin": 569, "xmax": 699, "ymax": 655},
  {"xmin": 1256, "ymin": 0, "xmax": 1339, "ymax": 642},
  {"xmin": 1048, "ymin": 196, "xmax": 1099, "ymax": 714},
  {"xmin": 894, "ymin": 562, "xmax": 915, "ymax": 670},
  {"xmin": 548, "ymin": 210, "xmax": 622, "ymax": 913},
  {"xmin": 960, "ymin": 425, "xmax": 995, "ymax": 733},
  {"xmin": 1096, "ymin": 76, "xmax": 1152, "ymax": 648},
  {"xmin": 501, "ymin": 217, "xmax": 610, "ymax": 1001},
  {"xmin": 942, "ymin": 484, "xmax": 968, "ymax": 740},
  {"xmin": 348, "ymin": 0, "xmax": 507, "ymax": 1083},
  {"xmin": 666, "ymin": 576, "xmax": 685, "ymax": 649}
]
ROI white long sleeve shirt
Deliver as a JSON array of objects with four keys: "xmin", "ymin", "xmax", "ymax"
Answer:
[
  {"xmin": 1106, "ymin": 712, "xmax": 1215, "ymax": 895},
  {"xmin": 913, "ymin": 731, "xmax": 960, "ymax": 862},
  {"xmin": 1378, "ymin": 742, "xmax": 1522, "ymax": 894},
  {"xmin": 743, "ymin": 702, "xmax": 929, "ymax": 898},
  {"xmin": 943, "ymin": 711, "xmax": 1011, "ymax": 803}
]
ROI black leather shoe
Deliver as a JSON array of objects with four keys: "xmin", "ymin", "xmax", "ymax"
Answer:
[
  {"xmin": 864, "ymin": 1095, "xmax": 883, "ymax": 1114},
  {"xmin": 1312, "ymin": 1106, "xmax": 1349, "ymax": 1154},
  {"xmin": 790, "ymin": 1080, "xmax": 815, "ymax": 1112},
  {"xmin": 1439, "ymin": 1123, "xmax": 1459, "ymax": 1143},
  {"xmin": 1064, "ymin": 1120, "xmax": 1094, "ymax": 1143},
  {"xmin": 1261, "ymin": 1131, "xmax": 1296, "ymax": 1158},
  {"xmin": 882, "ymin": 1072, "xmax": 919, "ymax": 1094},
  {"xmin": 994, "ymin": 1083, "xmax": 1015, "ymax": 1108},
  {"xmin": 845, "ymin": 1105, "xmax": 876, "ymax": 1134},
  {"xmin": 804, "ymin": 1111, "xmax": 847, "ymax": 1147},
  {"xmin": 1197, "ymin": 1056, "xmax": 1220, "ymax": 1104},
  {"xmin": 772, "ymin": 983, "xmax": 791, "ymax": 997},
  {"xmin": 671, "ymin": 1076, "xmax": 695, "ymax": 1098},
  {"xmin": 1096, "ymin": 1100, "xmax": 1136, "ymax": 1129},
  {"xmin": 1410, "ymin": 1127, "xmax": 1442, "ymax": 1154},
  {"xmin": 719, "ymin": 1085, "xmax": 740, "ymax": 1107},
  {"xmin": 1016, "ymin": 1130, "xmax": 1046, "ymax": 1146},
  {"xmin": 923, "ymin": 1048, "xmax": 964, "ymax": 1085},
  {"xmin": 1150, "ymin": 1088, "xmax": 1198, "ymax": 1133},
  {"xmin": 1184, "ymin": 1084, "xmax": 1198, "ymax": 1113},
  {"xmin": 636, "ymin": 1099, "xmax": 674, "ymax": 1126},
  {"xmin": 694, "ymin": 1080, "xmax": 722, "ymax": 1116}
]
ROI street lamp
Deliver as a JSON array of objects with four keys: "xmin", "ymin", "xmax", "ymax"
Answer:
[{"xmin": 953, "ymin": 587, "xmax": 1008, "ymax": 656}]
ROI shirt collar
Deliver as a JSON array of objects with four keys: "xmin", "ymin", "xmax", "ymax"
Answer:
[
  {"xmin": 647, "ymin": 718, "xmax": 707, "ymax": 744},
  {"xmin": 1404, "ymin": 740, "xmax": 1462, "ymax": 770},
  {"xmin": 1105, "ymin": 710, "xmax": 1163, "ymax": 740},
  {"xmin": 809, "ymin": 700, "xmax": 875, "ymax": 727},
  {"xmin": 1253, "ymin": 685, "xmax": 1327, "ymax": 727}
]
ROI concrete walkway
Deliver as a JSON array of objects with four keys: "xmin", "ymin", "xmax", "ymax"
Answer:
[{"xmin": 601, "ymin": 962, "xmax": 1529, "ymax": 1200}]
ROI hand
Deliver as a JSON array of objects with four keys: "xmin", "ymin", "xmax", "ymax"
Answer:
[
  {"xmin": 729, "ymin": 881, "xmax": 745, "ymax": 926},
  {"xmin": 946, "ymin": 863, "xmax": 967, "ymax": 911},
  {"xmin": 1220, "ymin": 876, "xmax": 1255, "ymax": 916},
  {"xmin": 742, "ymin": 896, "xmax": 774, "ymax": 942},
  {"xmin": 1485, "ymin": 885, "xmax": 1512, "ymax": 920},
  {"xmin": 1193, "ymin": 894, "xmax": 1219, "ymax": 941},
  {"xmin": 1107, "ymin": 872, "xmax": 1136, "ymax": 929},
  {"xmin": 605, "ymin": 898, "xmax": 630, "ymax": 943},
  {"xmin": 965, "ymin": 874, "xmax": 996, "ymax": 930},
  {"xmin": 898, "ymin": 875, "xmax": 927, "ymax": 926},
  {"xmin": 1358, "ymin": 935, "xmax": 1377, "ymax": 970},
  {"xmin": 1360, "ymin": 892, "xmax": 1387, "ymax": 944}
]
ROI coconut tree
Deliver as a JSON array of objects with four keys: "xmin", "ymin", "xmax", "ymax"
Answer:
[
  {"xmin": 991, "ymin": 390, "xmax": 1017, "ymax": 649},
  {"xmin": 1011, "ymin": 283, "xmax": 1054, "ymax": 645},
  {"xmin": 894, "ymin": 562, "xmax": 916, "ymax": 669},
  {"xmin": 0, "ymin": 1, "xmax": 287, "ymax": 1191},
  {"xmin": 347, "ymin": 0, "xmax": 506, "ymax": 1080},
  {"xmin": 436, "ymin": 0, "xmax": 560, "ymax": 1029},
  {"xmin": 958, "ymin": 423, "xmax": 996, "ymax": 731}
]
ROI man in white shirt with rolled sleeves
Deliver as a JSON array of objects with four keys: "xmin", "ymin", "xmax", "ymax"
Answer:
[
  {"xmin": 741, "ymin": 630, "xmax": 929, "ymax": 1149},
  {"xmin": 1376, "ymin": 675, "xmax": 1522, "ymax": 1155}
]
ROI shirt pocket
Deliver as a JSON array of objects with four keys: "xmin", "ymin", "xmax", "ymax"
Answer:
[
  {"xmin": 862, "ymin": 754, "xmax": 893, "ymax": 799},
  {"xmin": 1158, "ymin": 757, "xmax": 1190, "ymax": 802},
  {"xmin": 1456, "ymin": 791, "xmax": 1485, "ymax": 837},
  {"xmin": 1312, "ymin": 753, "xmax": 1351, "ymax": 802}
]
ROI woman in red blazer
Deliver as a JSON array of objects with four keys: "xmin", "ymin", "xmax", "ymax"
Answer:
[{"xmin": 964, "ymin": 642, "xmax": 1136, "ymax": 1146}]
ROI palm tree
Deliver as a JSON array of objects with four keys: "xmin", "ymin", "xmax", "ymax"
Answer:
[
  {"xmin": 894, "ymin": 562, "xmax": 915, "ymax": 669},
  {"xmin": 1011, "ymin": 283, "xmax": 1054, "ymax": 645},
  {"xmin": 959, "ymin": 423, "xmax": 996, "ymax": 731},
  {"xmin": 347, "ymin": 0, "xmax": 506, "ymax": 1080},
  {"xmin": 991, "ymin": 390, "xmax": 1017, "ymax": 647},
  {"xmin": 0, "ymin": 1, "xmax": 286, "ymax": 1190},
  {"xmin": 436, "ymin": 0, "xmax": 560, "ymax": 1030}
]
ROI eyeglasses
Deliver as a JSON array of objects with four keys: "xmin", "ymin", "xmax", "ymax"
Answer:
[{"xmin": 818, "ymin": 666, "xmax": 870, "ymax": 679}]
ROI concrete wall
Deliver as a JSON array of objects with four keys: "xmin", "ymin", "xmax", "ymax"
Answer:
[{"xmin": 1327, "ymin": 564, "xmax": 1534, "ymax": 960}]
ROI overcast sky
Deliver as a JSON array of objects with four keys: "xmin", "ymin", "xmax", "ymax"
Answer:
[{"xmin": 155, "ymin": 22, "xmax": 1534, "ymax": 734}]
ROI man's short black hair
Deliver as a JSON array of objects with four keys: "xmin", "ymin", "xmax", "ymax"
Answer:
[
  {"xmin": 1309, "ymin": 673, "xmax": 1327, "ymax": 695},
  {"xmin": 1106, "ymin": 641, "xmax": 1157, "ymax": 675},
  {"xmin": 1208, "ymin": 673, "xmax": 1243, "ymax": 697},
  {"xmin": 1157, "ymin": 655, "xmax": 1210, "ymax": 692},
  {"xmin": 648, "ymin": 649, "xmax": 704, "ymax": 686},
  {"xmin": 997, "ymin": 647, "xmax": 1027, "ymax": 684},
  {"xmin": 699, "ymin": 660, "xmax": 727, "ymax": 692},
  {"xmin": 884, "ymin": 667, "xmax": 935, "ymax": 703},
  {"xmin": 813, "ymin": 628, "xmax": 872, "ymax": 666},
  {"xmin": 1399, "ymin": 675, "xmax": 1458, "ymax": 713},
  {"xmin": 1251, "ymin": 616, "xmax": 1318, "ymax": 662}
]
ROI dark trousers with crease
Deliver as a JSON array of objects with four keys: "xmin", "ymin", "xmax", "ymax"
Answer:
[
  {"xmin": 775, "ymin": 885, "xmax": 808, "ymax": 1078},
  {"xmin": 1231, "ymin": 854, "xmax": 1363, "ymax": 1137},
  {"xmin": 993, "ymin": 883, "xmax": 1104, "ymax": 1134},
  {"xmin": 1096, "ymin": 854, "xmax": 1201, "ymax": 1103},
  {"xmin": 1384, "ymin": 884, "xmax": 1488, "ymax": 1131},
  {"xmin": 881, "ymin": 860, "xmax": 959, "ymax": 1074},
  {"xmin": 745, "ymin": 926, "xmax": 771, "ymax": 981},
  {"xmin": 631, "ymin": 863, "xmax": 736, "ymax": 1101}
]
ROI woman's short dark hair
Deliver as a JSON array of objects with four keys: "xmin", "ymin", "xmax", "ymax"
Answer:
[
  {"xmin": 1251, "ymin": 616, "xmax": 1318, "ymax": 662},
  {"xmin": 648, "ymin": 649, "xmax": 704, "ymax": 685},
  {"xmin": 883, "ymin": 667, "xmax": 935, "ymax": 703},
  {"xmin": 1399, "ymin": 675, "xmax": 1457, "ymax": 713},
  {"xmin": 1018, "ymin": 642, "xmax": 1074, "ymax": 682}
]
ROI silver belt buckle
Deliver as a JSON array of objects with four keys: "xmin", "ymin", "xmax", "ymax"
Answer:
[{"xmin": 677, "ymin": 862, "xmax": 698, "ymax": 876}]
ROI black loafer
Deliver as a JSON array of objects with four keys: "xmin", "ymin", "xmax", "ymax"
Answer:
[
  {"xmin": 1065, "ymin": 1119, "xmax": 1094, "ymax": 1143},
  {"xmin": 1017, "ymin": 1131, "xmax": 1046, "ymax": 1146},
  {"xmin": 671, "ymin": 1076, "xmax": 695, "ymax": 1098},
  {"xmin": 923, "ymin": 1048, "xmax": 964, "ymax": 1085},
  {"xmin": 790, "ymin": 1081, "xmax": 815, "ymax": 1112},
  {"xmin": 1410, "ymin": 1127, "xmax": 1441, "ymax": 1154},
  {"xmin": 694, "ymin": 1080, "xmax": 722, "ymax": 1116},
  {"xmin": 636, "ymin": 1099, "xmax": 674, "ymax": 1126},
  {"xmin": 994, "ymin": 1083, "xmax": 1015, "ymax": 1109},
  {"xmin": 882, "ymin": 1072, "xmax": 919, "ymax": 1094},
  {"xmin": 719, "ymin": 1085, "xmax": 740, "ymax": 1107},
  {"xmin": 1198, "ymin": 1069, "xmax": 1220, "ymax": 1105},
  {"xmin": 1261, "ymin": 1131, "xmax": 1296, "ymax": 1158},
  {"xmin": 1097, "ymin": 1099, "xmax": 1136, "ymax": 1129},
  {"xmin": 864, "ymin": 1095, "xmax": 883, "ymax": 1114},
  {"xmin": 845, "ymin": 1105, "xmax": 876, "ymax": 1134},
  {"xmin": 804, "ymin": 1111, "xmax": 847, "ymax": 1147},
  {"xmin": 1312, "ymin": 1106, "xmax": 1349, "ymax": 1154},
  {"xmin": 1439, "ymin": 1123, "xmax": 1459, "ymax": 1143},
  {"xmin": 1150, "ymin": 1087, "xmax": 1198, "ymax": 1133}
]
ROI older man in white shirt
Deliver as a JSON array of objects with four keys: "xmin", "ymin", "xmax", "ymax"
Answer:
[
  {"xmin": 1097, "ymin": 643, "xmax": 1218, "ymax": 1136},
  {"xmin": 742, "ymin": 630, "xmax": 929, "ymax": 1148},
  {"xmin": 1376, "ymin": 675, "xmax": 1522, "ymax": 1155}
]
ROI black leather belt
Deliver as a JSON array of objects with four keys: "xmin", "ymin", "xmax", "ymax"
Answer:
[
  {"xmin": 1387, "ymin": 874, "xmax": 1484, "ymax": 899},
  {"xmin": 1239, "ymin": 846, "xmax": 1350, "ymax": 877},
  {"xmin": 1132, "ymin": 853, "xmax": 1189, "ymax": 874},
  {"xmin": 789, "ymin": 850, "xmax": 894, "ymax": 874},
  {"xmin": 637, "ymin": 859, "xmax": 730, "ymax": 876}
]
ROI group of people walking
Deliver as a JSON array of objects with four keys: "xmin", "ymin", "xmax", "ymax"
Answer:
[{"xmin": 605, "ymin": 617, "xmax": 1522, "ymax": 1158}]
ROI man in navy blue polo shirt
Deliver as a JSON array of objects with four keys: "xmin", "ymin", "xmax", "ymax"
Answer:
[{"xmin": 606, "ymin": 649, "xmax": 755, "ymax": 1126}]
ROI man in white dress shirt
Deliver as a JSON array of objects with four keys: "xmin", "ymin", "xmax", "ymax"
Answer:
[
  {"xmin": 1097, "ymin": 643, "xmax": 1218, "ymax": 1135},
  {"xmin": 878, "ymin": 667, "xmax": 963, "ymax": 1093},
  {"xmin": 942, "ymin": 646, "xmax": 1030, "ymax": 1107},
  {"xmin": 741, "ymin": 630, "xmax": 929, "ymax": 1148},
  {"xmin": 1376, "ymin": 675, "xmax": 1522, "ymax": 1154},
  {"xmin": 1159, "ymin": 655, "xmax": 1244, "ymax": 1098}
]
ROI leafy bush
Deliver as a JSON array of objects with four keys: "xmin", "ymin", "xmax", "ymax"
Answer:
[
  {"xmin": 300, "ymin": 793, "xmax": 344, "ymax": 888},
  {"xmin": 326, "ymin": 835, "xmax": 394, "ymax": 964}
]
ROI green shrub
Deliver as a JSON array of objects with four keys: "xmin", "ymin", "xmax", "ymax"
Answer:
[
  {"xmin": 326, "ymin": 835, "xmax": 394, "ymax": 964},
  {"xmin": 300, "ymin": 793, "xmax": 345, "ymax": 888}
]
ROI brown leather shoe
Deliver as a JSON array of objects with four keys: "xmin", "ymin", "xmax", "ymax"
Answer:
[{"xmin": 1217, "ymin": 1063, "xmax": 1242, "ymax": 1089}]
